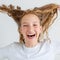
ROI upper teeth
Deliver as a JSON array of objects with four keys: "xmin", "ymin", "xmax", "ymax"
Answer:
[
  {"xmin": 28, "ymin": 34, "xmax": 35, "ymax": 35},
  {"xmin": 27, "ymin": 34, "xmax": 35, "ymax": 37}
]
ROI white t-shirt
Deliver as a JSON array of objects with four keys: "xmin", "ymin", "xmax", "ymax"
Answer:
[{"xmin": 0, "ymin": 39, "xmax": 60, "ymax": 60}]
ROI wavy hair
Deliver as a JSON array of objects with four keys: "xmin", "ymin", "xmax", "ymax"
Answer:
[{"xmin": 0, "ymin": 3, "xmax": 58, "ymax": 43}]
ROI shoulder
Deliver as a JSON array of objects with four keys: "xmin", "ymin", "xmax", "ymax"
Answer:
[
  {"xmin": 0, "ymin": 42, "xmax": 22, "ymax": 52},
  {"xmin": 44, "ymin": 38, "xmax": 60, "ymax": 54},
  {"xmin": 51, "ymin": 39, "xmax": 60, "ymax": 54},
  {"xmin": 0, "ymin": 42, "xmax": 23, "ymax": 58},
  {"xmin": 0, "ymin": 42, "xmax": 23, "ymax": 57}
]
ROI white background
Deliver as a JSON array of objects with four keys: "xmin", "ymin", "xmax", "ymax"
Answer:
[{"xmin": 0, "ymin": 0, "xmax": 60, "ymax": 60}]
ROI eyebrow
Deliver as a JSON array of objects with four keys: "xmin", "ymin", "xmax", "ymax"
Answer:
[
  {"xmin": 22, "ymin": 22, "xmax": 39, "ymax": 24},
  {"xmin": 22, "ymin": 22, "xmax": 28, "ymax": 24}
]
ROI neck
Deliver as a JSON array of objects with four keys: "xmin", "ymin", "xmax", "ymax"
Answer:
[{"xmin": 25, "ymin": 42, "xmax": 38, "ymax": 48}]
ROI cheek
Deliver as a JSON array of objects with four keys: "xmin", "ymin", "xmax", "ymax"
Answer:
[
  {"xmin": 36, "ymin": 26, "xmax": 42, "ymax": 34},
  {"xmin": 20, "ymin": 27, "xmax": 27, "ymax": 35}
]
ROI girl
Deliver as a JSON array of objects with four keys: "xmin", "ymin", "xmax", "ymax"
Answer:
[{"xmin": 0, "ymin": 3, "xmax": 60, "ymax": 60}]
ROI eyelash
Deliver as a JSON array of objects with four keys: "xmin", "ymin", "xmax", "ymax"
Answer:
[
  {"xmin": 33, "ymin": 24, "xmax": 37, "ymax": 26},
  {"xmin": 23, "ymin": 24, "xmax": 38, "ymax": 27},
  {"xmin": 23, "ymin": 25, "xmax": 28, "ymax": 27}
]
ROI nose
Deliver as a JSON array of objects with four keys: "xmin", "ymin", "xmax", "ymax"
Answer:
[{"xmin": 27, "ymin": 25, "xmax": 34, "ymax": 33}]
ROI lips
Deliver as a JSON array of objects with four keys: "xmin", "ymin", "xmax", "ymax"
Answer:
[{"xmin": 27, "ymin": 34, "xmax": 36, "ymax": 39}]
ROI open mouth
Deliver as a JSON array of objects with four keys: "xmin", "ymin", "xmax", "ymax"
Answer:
[{"xmin": 27, "ymin": 34, "xmax": 36, "ymax": 39}]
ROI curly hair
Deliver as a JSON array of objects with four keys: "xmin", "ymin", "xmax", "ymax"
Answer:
[{"xmin": 0, "ymin": 3, "xmax": 58, "ymax": 43}]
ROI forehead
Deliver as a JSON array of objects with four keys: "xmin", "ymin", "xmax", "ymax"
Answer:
[{"xmin": 21, "ymin": 14, "xmax": 40, "ymax": 23}]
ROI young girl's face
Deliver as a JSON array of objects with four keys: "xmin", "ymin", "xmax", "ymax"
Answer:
[{"xmin": 20, "ymin": 14, "xmax": 42, "ymax": 45}]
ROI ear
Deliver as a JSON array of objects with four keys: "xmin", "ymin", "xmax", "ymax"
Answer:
[{"xmin": 18, "ymin": 27, "xmax": 22, "ymax": 34}]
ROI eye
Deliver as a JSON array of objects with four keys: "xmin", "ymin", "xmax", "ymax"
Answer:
[
  {"xmin": 33, "ymin": 24, "xmax": 37, "ymax": 26},
  {"xmin": 23, "ymin": 24, "xmax": 28, "ymax": 27}
]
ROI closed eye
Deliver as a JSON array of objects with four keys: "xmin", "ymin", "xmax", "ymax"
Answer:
[
  {"xmin": 23, "ymin": 25, "xmax": 28, "ymax": 27},
  {"xmin": 33, "ymin": 24, "xmax": 38, "ymax": 26}
]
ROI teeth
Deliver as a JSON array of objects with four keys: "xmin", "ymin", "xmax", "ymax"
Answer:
[{"xmin": 27, "ymin": 34, "xmax": 35, "ymax": 37}]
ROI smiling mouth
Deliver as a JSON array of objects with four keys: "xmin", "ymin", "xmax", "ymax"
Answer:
[{"xmin": 27, "ymin": 34, "xmax": 36, "ymax": 39}]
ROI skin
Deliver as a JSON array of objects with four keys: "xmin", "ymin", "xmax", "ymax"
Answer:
[
  {"xmin": 19, "ymin": 14, "xmax": 42, "ymax": 47},
  {"xmin": 58, "ymin": 5, "xmax": 60, "ymax": 10}
]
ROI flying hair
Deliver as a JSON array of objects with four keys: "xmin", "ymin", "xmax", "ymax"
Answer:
[
  {"xmin": 0, "ymin": 3, "xmax": 58, "ymax": 43},
  {"xmin": 0, "ymin": 3, "xmax": 58, "ymax": 32}
]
